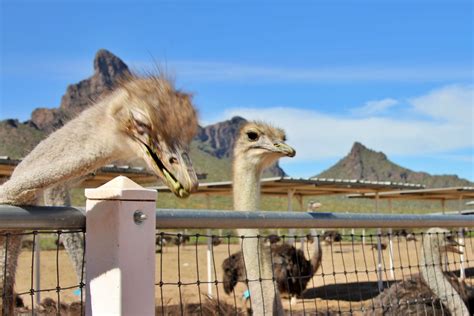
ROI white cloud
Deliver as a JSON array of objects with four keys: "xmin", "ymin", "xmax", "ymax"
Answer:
[
  {"xmin": 352, "ymin": 98, "xmax": 399, "ymax": 116},
  {"xmin": 212, "ymin": 84, "xmax": 473, "ymax": 163},
  {"xmin": 409, "ymin": 84, "xmax": 474, "ymax": 123}
]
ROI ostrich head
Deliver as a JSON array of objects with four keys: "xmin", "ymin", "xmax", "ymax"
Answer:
[
  {"xmin": 110, "ymin": 75, "xmax": 199, "ymax": 198},
  {"xmin": 425, "ymin": 228, "xmax": 463, "ymax": 257},
  {"xmin": 233, "ymin": 121, "xmax": 295, "ymax": 173}
]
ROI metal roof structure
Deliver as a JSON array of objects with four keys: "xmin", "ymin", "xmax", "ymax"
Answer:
[
  {"xmin": 348, "ymin": 186, "xmax": 474, "ymax": 201},
  {"xmin": 0, "ymin": 157, "xmax": 206, "ymax": 187},
  {"xmin": 153, "ymin": 176, "xmax": 424, "ymax": 197}
]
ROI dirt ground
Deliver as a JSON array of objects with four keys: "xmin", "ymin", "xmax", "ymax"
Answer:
[{"xmin": 15, "ymin": 236, "xmax": 474, "ymax": 314}]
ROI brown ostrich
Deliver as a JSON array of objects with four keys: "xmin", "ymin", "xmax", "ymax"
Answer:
[
  {"xmin": 0, "ymin": 73, "xmax": 199, "ymax": 314},
  {"xmin": 264, "ymin": 234, "xmax": 282, "ymax": 246},
  {"xmin": 222, "ymin": 235, "xmax": 322, "ymax": 303},
  {"xmin": 211, "ymin": 235, "xmax": 222, "ymax": 247},
  {"xmin": 322, "ymin": 230, "xmax": 342, "ymax": 245}
]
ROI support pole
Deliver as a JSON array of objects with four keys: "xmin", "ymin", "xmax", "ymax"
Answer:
[
  {"xmin": 296, "ymin": 194, "xmax": 304, "ymax": 249},
  {"xmin": 205, "ymin": 194, "xmax": 213, "ymax": 298},
  {"xmin": 388, "ymin": 199, "xmax": 394, "ymax": 280},
  {"xmin": 85, "ymin": 176, "xmax": 157, "ymax": 316},
  {"xmin": 287, "ymin": 189, "xmax": 296, "ymax": 244},
  {"xmin": 34, "ymin": 235, "xmax": 41, "ymax": 306},
  {"xmin": 375, "ymin": 192, "xmax": 383, "ymax": 292},
  {"xmin": 458, "ymin": 196, "xmax": 465, "ymax": 280}
]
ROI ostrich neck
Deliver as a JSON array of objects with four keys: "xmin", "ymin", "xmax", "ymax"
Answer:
[
  {"xmin": 311, "ymin": 237, "xmax": 322, "ymax": 274},
  {"xmin": 233, "ymin": 159, "xmax": 261, "ymax": 211},
  {"xmin": 233, "ymin": 158, "xmax": 284, "ymax": 316},
  {"xmin": 421, "ymin": 242, "xmax": 469, "ymax": 316},
  {"xmin": 0, "ymin": 92, "xmax": 126, "ymax": 205}
]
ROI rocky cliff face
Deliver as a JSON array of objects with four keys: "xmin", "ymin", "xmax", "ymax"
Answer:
[
  {"xmin": 317, "ymin": 142, "xmax": 472, "ymax": 188},
  {"xmin": 197, "ymin": 116, "xmax": 247, "ymax": 158},
  {"xmin": 197, "ymin": 116, "xmax": 286, "ymax": 176},
  {"xmin": 31, "ymin": 49, "xmax": 130, "ymax": 132}
]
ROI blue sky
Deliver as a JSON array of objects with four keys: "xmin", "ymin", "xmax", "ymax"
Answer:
[{"xmin": 1, "ymin": 0, "xmax": 473, "ymax": 181}]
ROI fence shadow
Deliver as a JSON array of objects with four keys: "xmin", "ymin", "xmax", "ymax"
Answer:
[
  {"xmin": 302, "ymin": 267, "xmax": 474, "ymax": 301},
  {"xmin": 302, "ymin": 281, "xmax": 396, "ymax": 301}
]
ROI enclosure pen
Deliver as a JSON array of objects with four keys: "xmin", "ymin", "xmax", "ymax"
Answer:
[{"xmin": 0, "ymin": 202, "xmax": 473, "ymax": 315}]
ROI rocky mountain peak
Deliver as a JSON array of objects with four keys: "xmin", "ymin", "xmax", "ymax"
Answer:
[
  {"xmin": 317, "ymin": 141, "xmax": 472, "ymax": 187},
  {"xmin": 197, "ymin": 116, "xmax": 247, "ymax": 159},
  {"xmin": 30, "ymin": 49, "xmax": 130, "ymax": 132},
  {"xmin": 93, "ymin": 49, "xmax": 130, "ymax": 87},
  {"xmin": 348, "ymin": 141, "xmax": 387, "ymax": 161}
]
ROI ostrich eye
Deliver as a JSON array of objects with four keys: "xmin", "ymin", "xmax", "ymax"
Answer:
[
  {"xmin": 247, "ymin": 131, "xmax": 259, "ymax": 141},
  {"xmin": 135, "ymin": 120, "xmax": 151, "ymax": 135}
]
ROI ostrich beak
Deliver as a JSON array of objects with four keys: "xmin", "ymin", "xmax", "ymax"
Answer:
[
  {"xmin": 142, "ymin": 142, "xmax": 198, "ymax": 198},
  {"xmin": 443, "ymin": 237, "xmax": 464, "ymax": 254},
  {"xmin": 273, "ymin": 141, "xmax": 296, "ymax": 157}
]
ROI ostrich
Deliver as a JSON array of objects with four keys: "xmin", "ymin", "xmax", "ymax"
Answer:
[
  {"xmin": 372, "ymin": 228, "xmax": 471, "ymax": 315},
  {"xmin": 174, "ymin": 234, "xmax": 191, "ymax": 247},
  {"xmin": 211, "ymin": 235, "xmax": 222, "ymax": 247},
  {"xmin": 264, "ymin": 234, "xmax": 282, "ymax": 246},
  {"xmin": 371, "ymin": 242, "xmax": 388, "ymax": 251},
  {"xmin": 232, "ymin": 121, "xmax": 296, "ymax": 315},
  {"xmin": 222, "ymin": 234, "xmax": 322, "ymax": 303},
  {"xmin": 0, "ymin": 73, "xmax": 199, "ymax": 314},
  {"xmin": 322, "ymin": 230, "xmax": 342, "ymax": 245},
  {"xmin": 307, "ymin": 200, "xmax": 322, "ymax": 211}
]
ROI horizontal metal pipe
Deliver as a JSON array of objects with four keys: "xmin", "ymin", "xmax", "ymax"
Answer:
[
  {"xmin": 155, "ymin": 209, "xmax": 474, "ymax": 229},
  {"xmin": 0, "ymin": 205, "xmax": 472, "ymax": 230},
  {"xmin": 0, "ymin": 205, "xmax": 85, "ymax": 230}
]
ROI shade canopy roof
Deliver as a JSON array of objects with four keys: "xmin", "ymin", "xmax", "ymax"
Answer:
[
  {"xmin": 153, "ymin": 176, "xmax": 424, "ymax": 197},
  {"xmin": 1, "ymin": 157, "xmax": 164, "ymax": 187},
  {"xmin": 348, "ymin": 187, "xmax": 474, "ymax": 201}
]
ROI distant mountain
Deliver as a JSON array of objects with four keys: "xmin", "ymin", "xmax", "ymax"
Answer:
[
  {"xmin": 0, "ymin": 119, "xmax": 46, "ymax": 159},
  {"xmin": 317, "ymin": 142, "xmax": 473, "ymax": 188},
  {"xmin": 31, "ymin": 49, "xmax": 131, "ymax": 132},
  {"xmin": 0, "ymin": 49, "xmax": 285, "ymax": 181}
]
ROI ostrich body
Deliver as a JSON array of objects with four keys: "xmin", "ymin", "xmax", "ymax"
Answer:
[
  {"xmin": 372, "ymin": 228, "xmax": 470, "ymax": 315},
  {"xmin": 223, "ymin": 236, "xmax": 322, "ymax": 299},
  {"xmin": 231, "ymin": 121, "xmax": 295, "ymax": 316},
  {"xmin": 0, "ymin": 74, "xmax": 199, "ymax": 314}
]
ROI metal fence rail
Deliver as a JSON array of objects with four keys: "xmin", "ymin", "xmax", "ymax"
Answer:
[
  {"xmin": 0, "ymin": 205, "xmax": 473, "ymax": 229},
  {"xmin": 1, "ymin": 204, "xmax": 473, "ymax": 315}
]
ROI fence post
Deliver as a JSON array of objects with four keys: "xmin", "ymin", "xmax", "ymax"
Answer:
[{"xmin": 85, "ymin": 176, "xmax": 157, "ymax": 315}]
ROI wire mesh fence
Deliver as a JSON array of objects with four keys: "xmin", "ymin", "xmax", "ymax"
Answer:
[
  {"xmin": 155, "ymin": 229, "xmax": 473, "ymax": 315},
  {"xmin": 1, "ymin": 205, "xmax": 473, "ymax": 315},
  {"xmin": 0, "ymin": 229, "xmax": 86, "ymax": 315}
]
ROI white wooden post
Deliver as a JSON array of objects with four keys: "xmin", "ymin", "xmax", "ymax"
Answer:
[{"xmin": 85, "ymin": 176, "xmax": 157, "ymax": 316}]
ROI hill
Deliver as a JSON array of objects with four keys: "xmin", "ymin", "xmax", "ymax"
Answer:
[
  {"xmin": 317, "ymin": 142, "xmax": 473, "ymax": 188},
  {"xmin": 0, "ymin": 49, "xmax": 284, "ymax": 181}
]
